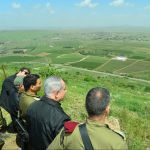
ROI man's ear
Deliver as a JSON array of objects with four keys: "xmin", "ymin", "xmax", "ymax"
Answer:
[
  {"xmin": 55, "ymin": 91, "xmax": 59, "ymax": 100},
  {"xmin": 105, "ymin": 105, "xmax": 110, "ymax": 116},
  {"xmin": 19, "ymin": 84, "xmax": 24, "ymax": 91},
  {"xmin": 53, "ymin": 90, "xmax": 61, "ymax": 101},
  {"xmin": 18, "ymin": 84, "xmax": 21, "ymax": 89},
  {"xmin": 30, "ymin": 85, "xmax": 35, "ymax": 91}
]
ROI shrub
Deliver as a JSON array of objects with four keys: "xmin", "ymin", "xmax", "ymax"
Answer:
[{"xmin": 84, "ymin": 75, "xmax": 96, "ymax": 82}]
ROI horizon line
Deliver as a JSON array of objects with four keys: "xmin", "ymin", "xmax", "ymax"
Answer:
[{"xmin": 0, "ymin": 26, "xmax": 150, "ymax": 31}]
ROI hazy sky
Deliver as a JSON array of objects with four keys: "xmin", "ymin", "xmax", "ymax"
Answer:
[{"xmin": 0, "ymin": 0, "xmax": 150, "ymax": 29}]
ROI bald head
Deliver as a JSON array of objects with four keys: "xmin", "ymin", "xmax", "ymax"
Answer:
[{"xmin": 86, "ymin": 87, "xmax": 110, "ymax": 117}]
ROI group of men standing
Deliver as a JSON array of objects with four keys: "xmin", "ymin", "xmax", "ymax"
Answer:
[{"xmin": 0, "ymin": 67, "xmax": 128, "ymax": 150}]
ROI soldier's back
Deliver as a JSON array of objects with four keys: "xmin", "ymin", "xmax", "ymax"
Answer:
[
  {"xmin": 66, "ymin": 120, "xmax": 127, "ymax": 150},
  {"xmin": 54, "ymin": 119, "xmax": 128, "ymax": 150}
]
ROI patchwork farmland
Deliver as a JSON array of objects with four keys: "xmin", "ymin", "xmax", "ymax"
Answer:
[{"xmin": 0, "ymin": 29, "xmax": 150, "ymax": 81}]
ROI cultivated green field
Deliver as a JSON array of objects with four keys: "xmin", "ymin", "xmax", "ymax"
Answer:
[
  {"xmin": 95, "ymin": 59, "xmax": 135, "ymax": 72},
  {"xmin": 71, "ymin": 56, "xmax": 109, "ymax": 69},
  {"xmin": 0, "ymin": 29, "xmax": 149, "ymax": 80},
  {"xmin": 117, "ymin": 60, "xmax": 150, "ymax": 73}
]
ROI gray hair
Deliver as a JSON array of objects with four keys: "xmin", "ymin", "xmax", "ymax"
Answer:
[{"xmin": 44, "ymin": 76, "xmax": 63, "ymax": 97}]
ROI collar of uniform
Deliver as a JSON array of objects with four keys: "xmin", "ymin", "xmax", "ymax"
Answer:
[
  {"xmin": 86, "ymin": 118, "xmax": 108, "ymax": 128},
  {"xmin": 22, "ymin": 91, "xmax": 37, "ymax": 97},
  {"xmin": 41, "ymin": 95, "xmax": 61, "ymax": 107}
]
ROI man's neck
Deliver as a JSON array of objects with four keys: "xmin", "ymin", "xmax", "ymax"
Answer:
[
  {"xmin": 47, "ymin": 94, "xmax": 60, "ymax": 102},
  {"xmin": 26, "ymin": 90, "xmax": 36, "ymax": 96},
  {"xmin": 88, "ymin": 115, "xmax": 107, "ymax": 124}
]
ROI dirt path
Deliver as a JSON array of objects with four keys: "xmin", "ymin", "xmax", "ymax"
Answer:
[
  {"xmin": 65, "ymin": 56, "xmax": 89, "ymax": 65},
  {"xmin": 9, "ymin": 62, "xmax": 150, "ymax": 84},
  {"xmin": 57, "ymin": 65, "xmax": 150, "ymax": 84},
  {"xmin": 95, "ymin": 58, "xmax": 112, "ymax": 70}
]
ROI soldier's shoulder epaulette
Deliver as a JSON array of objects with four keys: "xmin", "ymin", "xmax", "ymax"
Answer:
[
  {"xmin": 64, "ymin": 121, "xmax": 79, "ymax": 133},
  {"xmin": 106, "ymin": 124, "xmax": 126, "ymax": 140},
  {"xmin": 113, "ymin": 130, "xmax": 126, "ymax": 140}
]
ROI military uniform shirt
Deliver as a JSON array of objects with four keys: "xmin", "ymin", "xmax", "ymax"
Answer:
[
  {"xmin": 47, "ymin": 119, "xmax": 128, "ymax": 150},
  {"xmin": 19, "ymin": 92, "xmax": 39, "ymax": 118}
]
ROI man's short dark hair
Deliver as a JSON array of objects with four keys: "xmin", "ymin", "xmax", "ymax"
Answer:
[
  {"xmin": 23, "ymin": 74, "xmax": 40, "ymax": 91},
  {"xmin": 19, "ymin": 67, "xmax": 31, "ymax": 74},
  {"xmin": 86, "ymin": 87, "xmax": 110, "ymax": 117}
]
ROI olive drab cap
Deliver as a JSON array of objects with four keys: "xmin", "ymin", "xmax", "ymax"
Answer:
[{"xmin": 14, "ymin": 76, "xmax": 24, "ymax": 86}]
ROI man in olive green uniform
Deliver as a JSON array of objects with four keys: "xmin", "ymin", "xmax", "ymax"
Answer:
[
  {"xmin": 19, "ymin": 74, "xmax": 41, "ymax": 119},
  {"xmin": 47, "ymin": 87, "xmax": 128, "ymax": 150}
]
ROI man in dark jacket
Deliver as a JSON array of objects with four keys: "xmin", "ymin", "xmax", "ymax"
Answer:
[
  {"xmin": 0, "ymin": 67, "xmax": 30, "ymax": 112},
  {"xmin": 0, "ymin": 67, "xmax": 30, "ymax": 130},
  {"xmin": 26, "ymin": 76, "xmax": 70, "ymax": 150},
  {"xmin": 9, "ymin": 76, "xmax": 24, "ymax": 122}
]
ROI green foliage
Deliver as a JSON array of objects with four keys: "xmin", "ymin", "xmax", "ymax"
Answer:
[
  {"xmin": 83, "ymin": 75, "xmax": 97, "ymax": 82},
  {"xmin": 76, "ymin": 71, "xmax": 80, "ymax": 75},
  {"xmin": 37, "ymin": 67, "xmax": 61, "ymax": 78},
  {"xmin": 144, "ymin": 86, "xmax": 150, "ymax": 92},
  {"xmin": 112, "ymin": 108, "xmax": 150, "ymax": 150}
]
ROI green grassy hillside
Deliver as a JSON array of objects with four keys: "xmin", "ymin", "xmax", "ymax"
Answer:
[{"xmin": 0, "ymin": 65, "xmax": 149, "ymax": 150}]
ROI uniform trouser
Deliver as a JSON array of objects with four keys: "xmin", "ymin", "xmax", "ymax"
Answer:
[
  {"xmin": 0, "ymin": 108, "xmax": 5, "ymax": 149},
  {"xmin": 0, "ymin": 107, "xmax": 6, "ymax": 131},
  {"xmin": 0, "ymin": 138, "xmax": 5, "ymax": 149}
]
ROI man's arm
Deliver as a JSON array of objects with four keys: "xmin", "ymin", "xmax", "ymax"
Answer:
[
  {"xmin": 53, "ymin": 111, "xmax": 70, "ymax": 137},
  {"xmin": 1, "ymin": 78, "xmax": 14, "ymax": 95},
  {"xmin": 47, "ymin": 121, "xmax": 78, "ymax": 150},
  {"xmin": 47, "ymin": 129, "xmax": 64, "ymax": 150}
]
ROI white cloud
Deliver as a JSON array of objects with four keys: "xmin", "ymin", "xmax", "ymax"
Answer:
[
  {"xmin": 77, "ymin": 0, "xmax": 98, "ymax": 8},
  {"xmin": 110, "ymin": 0, "xmax": 124, "ymax": 7},
  {"xmin": 12, "ymin": 3, "xmax": 21, "ymax": 9},
  {"xmin": 144, "ymin": 5, "xmax": 150, "ymax": 10},
  {"xmin": 34, "ymin": 2, "xmax": 55, "ymax": 14},
  {"xmin": 46, "ymin": 2, "xmax": 55, "ymax": 14},
  {"xmin": 110, "ymin": 0, "xmax": 133, "ymax": 7},
  {"xmin": 46, "ymin": 2, "xmax": 51, "ymax": 8}
]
